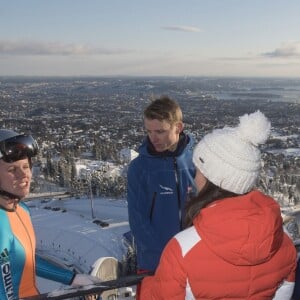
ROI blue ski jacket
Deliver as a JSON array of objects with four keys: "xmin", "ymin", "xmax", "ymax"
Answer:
[
  {"xmin": 0, "ymin": 202, "xmax": 75, "ymax": 299},
  {"xmin": 127, "ymin": 133, "xmax": 196, "ymax": 271}
]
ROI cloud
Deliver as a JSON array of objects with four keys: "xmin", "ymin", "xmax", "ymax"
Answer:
[
  {"xmin": 161, "ymin": 25, "xmax": 202, "ymax": 33},
  {"xmin": 215, "ymin": 56, "xmax": 255, "ymax": 61},
  {"xmin": 262, "ymin": 42, "xmax": 300, "ymax": 58},
  {"xmin": 0, "ymin": 40, "xmax": 132, "ymax": 56}
]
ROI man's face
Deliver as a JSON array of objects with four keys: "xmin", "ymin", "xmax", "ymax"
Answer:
[
  {"xmin": 0, "ymin": 158, "xmax": 32, "ymax": 210},
  {"xmin": 144, "ymin": 118, "xmax": 183, "ymax": 152}
]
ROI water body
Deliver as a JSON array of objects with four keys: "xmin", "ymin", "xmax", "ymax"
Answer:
[
  {"xmin": 1, "ymin": 76, "xmax": 300, "ymax": 103},
  {"xmin": 216, "ymin": 87, "xmax": 300, "ymax": 103},
  {"xmin": 199, "ymin": 78, "xmax": 300, "ymax": 103}
]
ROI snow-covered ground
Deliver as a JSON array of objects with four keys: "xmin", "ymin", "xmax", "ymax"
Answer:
[
  {"xmin": 266, "ymin": 148, "xmax": 300, "ymax": 157},
  {"xmin": 27, "ymin": 195, "xmax": 130, "ymax": 293}
]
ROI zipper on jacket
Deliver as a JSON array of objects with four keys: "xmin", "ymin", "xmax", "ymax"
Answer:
[
  {"xmin": 149, "ymin": 192, "xmax": 157, "ymax": 222},
  {"xmin": 173, "ymin": 158, "xmax": 183, "ymax": 230}
]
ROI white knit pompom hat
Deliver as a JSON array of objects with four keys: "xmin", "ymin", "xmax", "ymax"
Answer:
[{"xmin": 193, "ymin": 111, "xmax": 271, "ymax": 194}]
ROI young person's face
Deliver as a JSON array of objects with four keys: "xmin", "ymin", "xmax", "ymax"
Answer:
[
  {"xmin": 144, "ymin": 118, "xmax": 183, "ymax": 152},
  {"xmin": 0, "ymin": 158, "xmax": 32, "ymax": 210},
  {"xmin": 194, "ymin": 168, "xmax": 207, "ymax": 192}
]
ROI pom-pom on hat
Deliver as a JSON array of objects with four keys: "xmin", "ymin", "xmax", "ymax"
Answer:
[{"xmin": 193, "ymin": 111, "xmax": 271, "ymax": 194}]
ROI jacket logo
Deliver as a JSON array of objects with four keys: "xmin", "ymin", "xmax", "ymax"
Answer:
[
  {"xmin": 0, "ymin": 248, "xmax": 9, "ymax": 264},
  {"xmin": 1, "ymin": 248, "xmax": 14, "ymax": 300},
  {"xmin": 159, "ymin": 184, "xmax": 173, "ymax": 195}
]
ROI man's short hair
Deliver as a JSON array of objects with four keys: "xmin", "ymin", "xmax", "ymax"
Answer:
[{"xmin": 143, "ymin": 96, "xmax": 182, "ymax": 125}]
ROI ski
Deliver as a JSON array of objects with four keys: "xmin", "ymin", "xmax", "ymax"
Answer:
[{"xmin": 21, "ymin": 272, "xmax": 152, "ymax": 300}]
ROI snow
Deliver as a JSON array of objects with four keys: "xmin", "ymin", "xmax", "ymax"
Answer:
[
  {"xmin": 27, "ymin": 195, "xmax": 130, "ymax": 293},
  {"xmin": 119, "ymin": 148, "xmax": 139, "ymax": 163},
  {"xmin": 26, "ymin": 147, "xmax": 138, "ymax": 294},
  {"xmin": 75, "ymin": 159, "xmax": 123, "ymax": 178},
  {"xmin": 266, "ymin": 148, "xmax": 300, "ymax": 157}
]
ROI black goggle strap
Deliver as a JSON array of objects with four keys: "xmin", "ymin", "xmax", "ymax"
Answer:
[{"xmin": 0, "ymin": 189, "xmax": 21, "ymax": 201}]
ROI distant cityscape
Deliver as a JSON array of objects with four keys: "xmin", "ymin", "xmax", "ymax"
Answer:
[{"xmin": 0, "ymin": 76, "xmax": 299, "ymax": 206}]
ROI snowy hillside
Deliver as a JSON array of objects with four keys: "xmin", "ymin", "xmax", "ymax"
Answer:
[{"xmin": 27, "ymin": 196, "xmax": 131, "ymax": 293}]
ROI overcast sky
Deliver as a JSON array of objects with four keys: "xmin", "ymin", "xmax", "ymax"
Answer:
[{"xmin": 1, "ymin": 0, "xmax": 300, "ymax": 77}]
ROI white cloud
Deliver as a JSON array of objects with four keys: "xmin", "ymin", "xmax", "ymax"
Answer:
[
  {"xmin": 161, "ymin": 25, "xmax": 202, "ymax": 33},
  {"xmin": 0, "ymin": 40, "xmax": 132, "ymax": 56}
]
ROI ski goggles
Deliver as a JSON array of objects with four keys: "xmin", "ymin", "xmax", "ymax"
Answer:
[{"xmin": 0, "ymin": 134, "xmax": 39, "ymax": 163}]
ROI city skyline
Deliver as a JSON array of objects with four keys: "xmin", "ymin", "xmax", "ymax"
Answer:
[{"xmin": 1, "ymin": 0, "xmax": 300, "ymax": 78}]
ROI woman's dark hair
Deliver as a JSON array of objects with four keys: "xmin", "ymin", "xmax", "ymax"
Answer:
[{"xmin": 184, "ymin": 180, "xmax": 239, "ymax": 228}]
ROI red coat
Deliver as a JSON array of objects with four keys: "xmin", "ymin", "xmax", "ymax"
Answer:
[{"xmin": 141, "ymin": 191, "xmax": 297, "ymax": 299}]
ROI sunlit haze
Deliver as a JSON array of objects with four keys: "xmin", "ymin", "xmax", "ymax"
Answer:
[{"xmin": 1, "ymin": 0, "xmax": 300, "ymax": 77}]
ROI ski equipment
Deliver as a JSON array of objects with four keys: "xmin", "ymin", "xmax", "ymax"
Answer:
[{"xmin": 21, "ymin": 272, "xmax": 152, "ymax": 300}]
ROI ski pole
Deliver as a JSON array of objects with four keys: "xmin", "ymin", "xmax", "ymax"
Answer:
[{"xmin": 22, "ymin": 272, "xmax": 153, "ymax": 300}]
